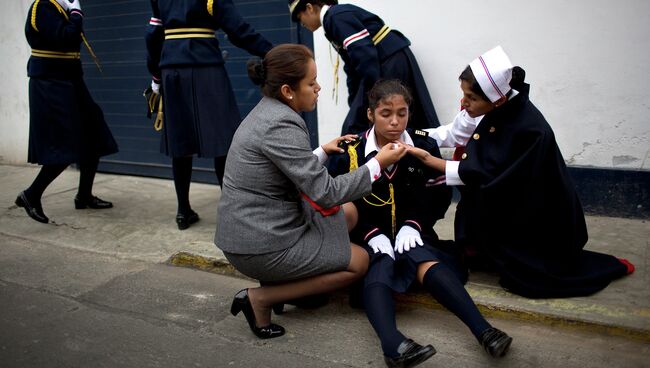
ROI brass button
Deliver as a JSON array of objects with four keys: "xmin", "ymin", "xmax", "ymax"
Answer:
[
  {"xmin": 472, "ymin": 133, "xmax": 480, "ymax": 140},
  {"xmin": 489, "ymin": 126, "xmax": 496, "ymax": 133},
  {"xmin": 461, "ymin": 153, "xmax": 468, "ymax": 160}
]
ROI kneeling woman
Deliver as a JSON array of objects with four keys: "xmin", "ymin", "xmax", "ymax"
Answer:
[
  {"xmin": 329, "ymin": 80, "xmax": 512, "ymax": 367},
  {"xmin": 409, "ymin": 46, "xmax": 633, "ymax": 298},
  {"xmin": 214, "ymin": 44, "xmax": 407, "ymax": 339}
]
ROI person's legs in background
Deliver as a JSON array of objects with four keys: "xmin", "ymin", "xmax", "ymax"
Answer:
[
  {"xmin": 172, "ymin": 156, "xmax": 198, "ymax": 230},
  {"xmin": 16, "ymin": 164, "xmax": 68, "ymax": 223}
]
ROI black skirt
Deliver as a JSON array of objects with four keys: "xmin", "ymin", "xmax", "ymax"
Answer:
[
  {"xmin": 342, "ymin": 47, "xmax": 440, "ymax": 134},
  {"xmin": 160, "ymin": 65, "xmax": 241, "ymax": 158},
  {"xmin": 363, "ymin": 238, "xmax": 466, "ymax": 293},
  {"xmin": 27, "ymin": 77, "xmax": 118, "ymax": 165}
]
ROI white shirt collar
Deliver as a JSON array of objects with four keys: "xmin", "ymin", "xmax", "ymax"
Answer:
[
  {"xmin": 364, "ymin": 126, "xmax": 414, "ymax": 158},
  {"xmin": 320, "ymin": 5, "xmax": 330, "ymax": 26}
]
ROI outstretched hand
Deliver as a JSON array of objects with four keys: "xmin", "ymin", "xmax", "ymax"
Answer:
[{"xmin": 321, "ymin": 134, "xmax": 359, "ymax": 155}]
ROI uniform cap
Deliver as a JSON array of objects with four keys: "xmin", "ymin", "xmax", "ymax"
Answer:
[{"xmin": 469, "ymin": 46, "xmax": 513, "ymax": 103}]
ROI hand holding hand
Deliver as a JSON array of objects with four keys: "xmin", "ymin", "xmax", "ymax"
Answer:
[
  {"xmin": 321, "ymin": 134, "xmax": 359, "ymax": 155},
  {"xmin": 394, "ymin": 226, "xmax": 423, "ymax": 254},
  {"xmin": 374, "ymin": 141, "xmax": 407, "ymax": 169},
  {"xmin": 368, "ymin": 234, "xmax": 395, "ymax": 260}
]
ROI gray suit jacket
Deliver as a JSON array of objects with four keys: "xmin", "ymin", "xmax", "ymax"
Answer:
[{"xmin": 215, "ymin": 97, "xmax": 372, "ymax": 254}]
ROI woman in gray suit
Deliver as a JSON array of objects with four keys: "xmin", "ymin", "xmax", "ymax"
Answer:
[{"xmin": 215, "ymin": 44, "xmax": 407, "ymax": 339}]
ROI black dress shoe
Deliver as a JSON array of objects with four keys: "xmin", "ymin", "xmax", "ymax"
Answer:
[
  {"xmin": 15, "ymin": 192, "xmax": 49, "ymax": 223},
  {"xmin": 74, "ymin": 195, "xmax": 113, "ymax": 209},
  {"xmin": 176, "ymin": 210, "xmax": 199, "ymax": 230},
  {"xmin": 384, "ymin": 339, "xmax": 436, "ymax": 368},
  {"xmin": 478, "ymin": 327, "xmax": 512, "ymax": 357},
  {"xmin": 230, "ymin": 289, "xmax": 285, "ymax": 339}
]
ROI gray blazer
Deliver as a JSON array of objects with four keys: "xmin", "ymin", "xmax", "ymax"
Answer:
[{"xmin": 215, "ymin": 97, "xmax": 372, "ymax": 254}]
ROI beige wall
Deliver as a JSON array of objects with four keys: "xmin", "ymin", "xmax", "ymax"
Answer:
[
  {"xmin": 2, "ymin": 1, "xmax": 649, "ymax": 170},
  {"xmin": 315, "ymin": 0, "xmax": 650, "ymax": 170},
  {"xmin": 0, "ymin": 0, "xmax": 31, "ymax": 164}
]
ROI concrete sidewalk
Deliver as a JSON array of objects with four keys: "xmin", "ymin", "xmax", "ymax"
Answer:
[{"xmin": 1, "ymin": 164, "xmax": 648, "ymax": 342}]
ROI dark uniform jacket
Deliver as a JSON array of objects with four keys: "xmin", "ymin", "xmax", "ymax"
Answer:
[
  {"xmin": 329, "ymin": 128, "xmax": 451, "ymax": 247},
  {"xmin": 25, "ymin": 0, "xmax": 84, "ymax": 79},
  {"xmin": 322, "ymin": 4, "xmax": 439, "ymax": 134},
  {"xmin": 456, "ymin": 81, "xmax": 627, "ymax": 297},
  {"xmin": 145, "ymin": 0, "xmax": 272, "ymax": 79},
  {"xmin": 323, "ymin": 4, "xmax": 410, "ymax": 107},
  {"xmin": 24, "ymin": 0, "xmax": 118, "ymax": 165}
]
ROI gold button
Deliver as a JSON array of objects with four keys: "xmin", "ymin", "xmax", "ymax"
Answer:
[
  {"xmin": 473, "ymin": 133, "xmax": 480, "ymax": 140},
  {"xmin": 489, "ymin": 126, "xmax": 496, "ymax": 133},
  {"xmin": 461, "ymin": 153, "xmax": 468, "ymax": 160}
]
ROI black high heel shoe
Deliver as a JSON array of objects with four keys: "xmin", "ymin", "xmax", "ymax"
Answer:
[
  {"xmin": 478, "ymin": 327, "xmax": 512, "ymax": 357},
  {"xmin": 230, "ymin": 289, "xmax": 285, "ymax": 339},
  {"xmin": 74, "ymin": 195, "xmax": 113, "ymax": 209}
]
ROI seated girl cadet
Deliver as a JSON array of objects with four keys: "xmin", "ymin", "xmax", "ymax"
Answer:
[
  {"xmin": 288, "ymin": 0, "xmax": 440, "ymax": 134},
  {"xmin": 214, "ymin": 44, "xmax": 408, "ymax": 339},
  {"xmin": 328, "ymin": 80, "xmax": 512, "ymax": 368},
  {"xmin": 408, "ymin": 46, "xmax": 634, "ymax": 299}
]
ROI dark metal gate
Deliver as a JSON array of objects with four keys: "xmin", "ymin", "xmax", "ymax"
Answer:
[{"xmin": 80, "ymin": 0, "xmax": 315, "ymax": 184}]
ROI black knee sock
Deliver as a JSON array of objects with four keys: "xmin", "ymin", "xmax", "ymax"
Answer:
[
  {"xmin": 363, "ymin": 283, "xmax": 406, "ymax": 358},
  {"xmin": 214, "ymin": 156, "xmax": 226, "ymax": 188},
  {"xmin": 423, "ymin": 263, "xmax": 491, "ymax": 339},
  {"xmin": 172, "ymin": 157, "xmax": 193, "ymax": 214},
  {"xmin": 77, "ymin": 157, "xmax": 99, "ymax": 200},
  {"xmin": 25, "ymin": 164, "xmax": 68, "ymax": 204}
]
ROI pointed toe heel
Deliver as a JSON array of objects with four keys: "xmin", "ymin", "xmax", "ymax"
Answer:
[{"xmin": 230, "ymin": 289, "xmax": 285, "ymax": 339}]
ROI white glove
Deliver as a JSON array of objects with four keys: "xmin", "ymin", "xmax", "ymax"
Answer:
[
  {"xmin": 394, "ymin": 226, "xmax": 423, "ymax": 254},
  {"xmin": 368, "ymin": 234, "xmax": 395, "ymax": 260},
  {"xmin": 151, "ymin": 80, "xmax": 160, "ymax": 94},
  {"xmin": 69, "ymin": 0, "xmax": 81, "ymax": 12},
  {"xmin": 56, "ymin": 0, "xmax": 81, "ymax": 12}
]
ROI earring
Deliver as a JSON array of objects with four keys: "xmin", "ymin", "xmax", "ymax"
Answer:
[{"xmin": 289, "ymin": 96, "xmax": 293, "ymax": 100}]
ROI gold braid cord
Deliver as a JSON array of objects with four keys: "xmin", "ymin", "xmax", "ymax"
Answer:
[
  {"xmin": 207, "ymin": 0, "xmax": 214, "ymax": 16},
  {"xmin": 37, "ymin": 0, "xmax": 103, "ymax": 72},
  {"xmin": 348, "ymin": 143, "xmax": 397, "ymax": 238}
]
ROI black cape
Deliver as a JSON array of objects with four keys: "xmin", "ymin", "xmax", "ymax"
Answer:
[{"xmin": 456, "ymin": 82, "xmax": 627, "ymax": 298}]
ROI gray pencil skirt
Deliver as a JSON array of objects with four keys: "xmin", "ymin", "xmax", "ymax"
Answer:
[{"xmin": 223, "ymin": 201, "xmax": 352, "ymax": 283}]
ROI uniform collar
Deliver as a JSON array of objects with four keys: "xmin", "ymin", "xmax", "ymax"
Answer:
[
  {"xmin": 364, "ymin": 126, "xmax": 414, "ymax": 158},
  {"xmin": 320, "ymin": 5, "xmax": 330, "ymax": 27}
]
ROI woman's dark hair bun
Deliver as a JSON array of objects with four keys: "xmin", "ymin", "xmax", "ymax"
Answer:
[{"xmin": 246, "ymin": 57, "xmax": 265, "ymax": 86}]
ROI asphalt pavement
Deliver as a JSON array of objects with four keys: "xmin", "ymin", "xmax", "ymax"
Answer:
[{"xmin": 1, "ymin": 163, "xmax": 648, "ymax": 367}]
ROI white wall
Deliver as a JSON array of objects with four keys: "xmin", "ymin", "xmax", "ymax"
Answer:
[
  {"xmin": 0, "ymin": 0, "xmax": 31, "ymax": 164},
  {"xmin": 315, "ymin": 0, "xmax": 650, "ymax": 170},
  {"xmin": 2, "ymin": 1, "xmax": 649, "ymax": 170}
]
